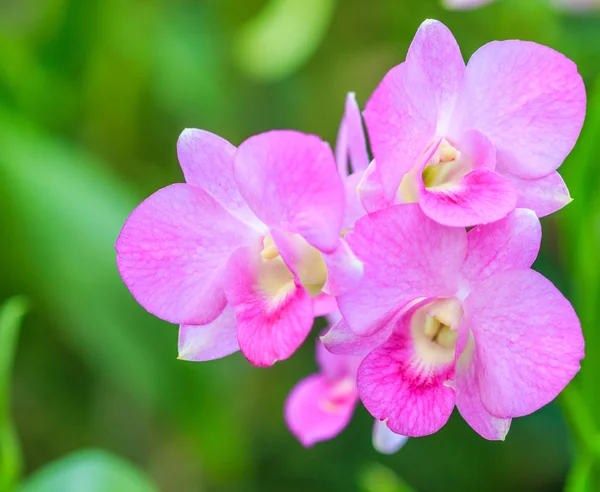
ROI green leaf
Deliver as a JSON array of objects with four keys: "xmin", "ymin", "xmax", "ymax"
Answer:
[
  {"xmin": 0, "ymin": 296, "xmax": 28, "ymax": 492},
  {"xmin": 18, "ymin": 449, "xmax": 158, "ymax": 492},
  {"xmin": 234, "ymin": 0, "xmax": 336, "ymax": 81},
  {"xmin": 358, "ymin": 463, "xmax": 416, "ymax": 492}
]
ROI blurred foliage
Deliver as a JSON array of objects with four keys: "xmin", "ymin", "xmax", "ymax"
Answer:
[{"xmin": 0, "ymin": 0, "xmax": 599, "ymax": 491}]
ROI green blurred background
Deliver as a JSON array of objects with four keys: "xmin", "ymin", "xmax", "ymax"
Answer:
[{"xmin": 1, "ymin": 0, "xmax": 600, "ymax": 490}]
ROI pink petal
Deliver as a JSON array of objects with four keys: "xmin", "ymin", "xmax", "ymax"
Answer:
[
  {"xmin": 313, "ymin": 294, "xmax": 338, "ymax": 317},
  {"xmin": 234, "ymin": 130, "xmax": 345, "ymax": 252},
  {"xmin": 337, "ymin": 204, "xmax": 467, "ymax": 336},
  {"xmin": 224, "ymin": 246, "xmax": 314, "ymax": 367},
  {"xmin": 462, "ymin": 208, "xmax": 541, "ymax": 287},
  {"xmin": 372, "ymin": 420, "xmax": 408, "ymax": 455},
  {"xmin": 502, "ymin": 171, "xmax": 572, "ymax": 218},
  {"xmin": 455, "ymin": 338, "xmax": 511, "ymax": 440},
  {"xmin": 116, "ymin": 184, "xmax": 260, "ymax": 325},
  {"xmin": 405, "ymin": 20, "xmax": 465, "ymax": 134},
  {"xmin": 458, "ymin": 129, "xmax": 496, "ymax": 171},
  {"xmin": 454, "ymin": 41, "xmax": 585, "ymax": 179},
  {"xmin": 178, "ymin": 305, "xmax": 239, "ymax": 362},
  {"xmin": 316, "ymin": 337, "xmax": 361, "ymax": 379},
  {"xmin": 343, "ymin": 171, "xmax": 367, "ymax": 229},
  {"xmin": 321, "ymin": 318, "xmax": 391, "ymax": 357},
  {"xmin": 322, "ymin": 238, "xmax": 364, "ymax": 297},
  {"xmin": 363, "ymin": 62, "xmax": 437, "ymax": 200},
  {"xmin": 356, "ymin": 160, "xmax": 389, "ymax": 214},
  {"xmin": 419, "ymin": 169, "xmax": 518, "ymax": 227},
  {"xmin": 465, "ymin": 270, "xmax": 584, "ymax": 418},
  {"xmin": 443, "ymin": 0, "xmax": 495, "ymax": 9},
  {"xmin": 285, "ymin": 374, "xmax": 358, "ymax": 447},
  {"xmin": 335, "ymin": 93, "xmax": 370, "ymax": 177},
  {"xmin": 357, "ymin": 308, "xmax": 456, "ymax": 437},
  {"xmin": 176, "ymin": 129, "xmax": 262, "ymax": 228}
]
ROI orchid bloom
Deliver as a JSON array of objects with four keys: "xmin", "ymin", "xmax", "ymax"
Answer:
[
  {"xmin": 444, "ymin": 0, "xmax": 599, "ymax": 11},
  {"xmin": 285, "ymin": 334, "xmax": 407, "ymax": 454},
  {"xmin": 360, "ymin": 19, "xmax": 585, "ymax": 227},
  {"xmin": 116, "ymin": 129, "xmax": 362, "ymax": 367},
  {"xmin": 332, "ymin": 205, "xmax": 584, "ymax": 439}
]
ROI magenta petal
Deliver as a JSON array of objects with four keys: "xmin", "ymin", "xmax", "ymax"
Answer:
[
  {"xmin": 343, "ymin": 171, "xmax": 367, "ymax": 229},
  {"xmin": 358, "ymin": 310, "xmax": 456, "ymax": 437},
  {"xmin": 455, "ymin": 343, "xmax": 511, "ymax": 440},
  {"xmin": 335, "ymin": 92, "xmax": 370, "ymax": 176},
  {"xmin": 419, "ymin": 169, "xmax": 518, "ymax": 227},
  {"xmin": 234, "ymin": 130, "xmax": 345, "ymax": 252},
  {"xmin": 322, "ymin": 239, "xmax": 364, "ymax": 297},
  {"xmin": 465, "ymin": 270, "xmax": 584, "ymax": 418},
  {"xmin": 338, "ymin": 204, "xmax": 466, "ymax": 336},
  {"xmin": 443, "ymin": 0, "xmax": 495, "ymax": 9},
  {"xmin": 316, "ymin": 337, "xmax": 361, "ymax": 379},
  {"xmin": 224, "ymin": 247, "xmax": 314, "ymax": 367},
  {"xmin": 364, "ymin": 62, "xmax": 437, "ymax": 200},
  {"xmin": 455, "ymin": 40, "xmax": 585, "ymax": 179},
  {"xmin": 321, "ymin": 318, "xmax": 391, "ymax": 357},
  {"xmin": 178, "ymin": 305, "xmax": 239, "ymax": 362},
  {"xmin": 405, "ymin": 20, "xmax": 465, "ymax": 133},
  {"xmin": 285, "ymin": 374, "xmax": 358, "ymax": 447},
  {"xmin": 177, "ymin": 129, "xmax": 260, "ymax": 227},
  {"xmin": 462, "ymin": 208, "xmax": 541, "ymax": 286},
  {"xmin": 116, "ymin": 184, "xmax": 260, "ymax": 325},
  {"xmin": 502, "ymin": 171, "xmax": 572, "ymax": 218},
  {"xmin": 372, "ymin": 420, "xmax": 408, "ymax": 455},
  {"xmin": 313, "ymin": 294, "xmax": 338, "ymax": 317},
  {"xmin": 357, "ymin": 160, "xmax": 389, "ymax": 214}
]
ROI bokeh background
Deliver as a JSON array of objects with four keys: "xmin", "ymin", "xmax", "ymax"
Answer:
[{"xmin": 1, "ymin": 0, "xmax": 600, "ymax": 490}]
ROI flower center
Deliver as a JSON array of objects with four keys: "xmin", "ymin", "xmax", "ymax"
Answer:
[
  {"xmin": 411, "ymin": 298, "xmax": 462, "ymax": 366},
  {"xmin": 421, "ymin": 139, "xmax": 468, "ymax": 189},
  {"xmin": 258, "ymin": 234, "xmax": 327, "ymax": 299},
  {"xmin": 319, "ymin": 376, "xmax": 356, "ymax": 413}
]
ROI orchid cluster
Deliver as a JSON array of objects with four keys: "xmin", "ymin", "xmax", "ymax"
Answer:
[{"xmin": 116, "ymin": 20, "xmax": 586, "ymax": 454}]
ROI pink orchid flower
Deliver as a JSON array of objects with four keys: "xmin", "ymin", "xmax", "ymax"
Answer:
[
  {"xmin": 334, "ymin": 204, "xmax": 584, "ymax": 439},
  {"xmin": 116, "ymin": 129, "xmax": 362, "ymax": 367},
  {"xmin": 285, "ymin": 334, "xmax": 408, "ymax": 454},
  {"xmin": 444, "ymin": 0, "xmax": 599, "ymax": 11},
  {"xmin": 360, "ymin": 19, "xmax": 585, "ymax": 227}
]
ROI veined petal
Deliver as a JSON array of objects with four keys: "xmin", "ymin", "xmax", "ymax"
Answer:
[
  {"xmin": 372, "ymin": 420, "xmax": 409, "ymax": 455},
  {"xmin": 322, "ymin": 238, "xmax": 364, "ymax": 297},
  {"xmin": 462, "ymin": 208, "xmax": 541, "ymax": 286},
  {"xmin": 316, "ymin": 337, "xmax": 361, "ymax": 379},
  {"xmin": 176, "ymin": 129, "xmax": 262, "ymax": 228},
  {"xmin": 178, "ymin": 305, "xmax": 239, "ymax": 362},
  {"xmin": 357, "ymin": 160, "xmax": 389, "ymax": 214},
  {"xmin": 358, "ymin": 305, "xmax": 456, "ymax": 437},
  {"xmin": 502, "ymin": 171, "xmax": 572, "ymax": 218},
  {"xmin": 321, "ymin": 318, "xmax": 391, "ymax": 357},
  {"xmin": 116, "ymin": 184, "xmax": 260, "ymax": 325},
  {"xmin": 224, "ymin": 246, "xmax": 314, "ymax": 367},
  {"xmin": 419, "ymin": 169, "xmax": 517, "ymax": 227},
  {"xmin": 284, "ymin": 374, "xmax": 358, "ymax": 447},
  {"xmin": 405, "ymin": 19, "xmax": 466, "ymax": 134},
  {"xmin": 455, "ymin": 331, "xmax": 511, "ymax": 440},
  {"xmin": 453, "ymin": 40, "xmax": 585, "ymax": 179},
  {"xmin": 364, "ymin": 62, "xmax": 437, "ymax": 200},
  {"xmin": 465, "ymin": 270, "xmax": 584, "ymax": 418},
  {"xmin": 337, "ymin": 204, "xmax": 467, "ymax": 336},
  {"xmin": 234, "ymin": 130, "xmax": 345, "ymax": 252},
  {"xmin": 335, "ymin": 92, "xmax": 370, "ymax": 177}
]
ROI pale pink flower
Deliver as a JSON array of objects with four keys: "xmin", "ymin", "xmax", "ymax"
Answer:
[
  {"xmin": 334, "ymin": 205, "xmax": 584, "ymax": 439},
  {"xmin": 116, "ymin": 129, "xmax": 362, "ymax": 367},
  {"xmin": 360, "ymin": 20, "xmax": 585, "ymax": 226},
  {"xmin": 285, "ymin": 335, "xmax": 407, "ymax": 453}
]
